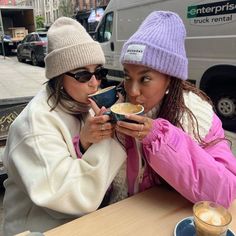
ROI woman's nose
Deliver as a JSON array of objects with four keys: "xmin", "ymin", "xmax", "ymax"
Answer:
[
  {"xmin": 128, "ymin": 83, "xmax": 141, "ymax": 97},
  {"xmin": 88, "ymin": 75, "xmax": 100, "ymax": 87}
]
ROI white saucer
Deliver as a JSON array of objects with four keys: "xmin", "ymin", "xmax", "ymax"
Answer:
[{"xmin": 174, "ymin": 216, "xmax": 235, "ymax": 236}]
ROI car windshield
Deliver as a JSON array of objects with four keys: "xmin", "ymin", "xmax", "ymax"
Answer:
[{"xmin": 38, "ymin": 33, "xmax": 47, "ymax": 42}]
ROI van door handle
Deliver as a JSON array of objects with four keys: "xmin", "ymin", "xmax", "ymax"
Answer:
[{"xmin": 110, "ymin": 42, "xmax": 114, "ymax": 51}]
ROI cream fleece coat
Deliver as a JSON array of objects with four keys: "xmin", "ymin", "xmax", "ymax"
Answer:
[{"xmin": 2, "ymin": 87, "xmax": 126, "ymax": 236}]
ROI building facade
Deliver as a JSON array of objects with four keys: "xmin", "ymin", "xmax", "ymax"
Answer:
[
  {"xmin": 44, "ymin": 0, "xmax": 59, "ymax": 26},
  {"xmin": 75, "ymin": 0, "xmax": 110, "ymax": 34},
  {"xmin": 0, "ymin": 0, "xmax": 16, "ymax": 5},
  {"xmin": 15, "ymin": 0, "xmax": 109, "ymax": 30},
  {"xmin": 16, "ymin": 0, "xmax": 44, "ymax": 17}
]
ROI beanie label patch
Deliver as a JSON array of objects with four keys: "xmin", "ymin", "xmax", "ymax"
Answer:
[{"xmin": 124, "ymin": 44, "xmax": 146, "ymax": 62}]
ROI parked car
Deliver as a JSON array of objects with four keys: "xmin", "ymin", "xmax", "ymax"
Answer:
[{"xmin": 17, "ymin": 32, "xmax": 47, "ymax": 66}]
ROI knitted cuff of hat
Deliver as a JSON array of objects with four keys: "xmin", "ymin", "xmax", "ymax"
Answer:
[
  {"xmin": 45, "ymin": 17, "xmax": 105, "ymax": 79},
  {"xmin": 45, "ymin": 41, "xmax": 105, "ymax": 79},
  {"xmin": 120, "ymin": 11, "xmax": 188, "ymax": 81}
]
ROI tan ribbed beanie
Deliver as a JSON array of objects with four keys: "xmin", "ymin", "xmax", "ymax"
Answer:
[{"xmin": 45, "ymin": 17, "xmax": 105, "ymax": 79}]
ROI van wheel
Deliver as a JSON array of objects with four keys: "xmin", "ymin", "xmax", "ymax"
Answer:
[
  {"xmin": 209, "ymin": 88, "xmax": 236, "ymax": 132},
  {"xmin": 31, "ymin": 53, "xmax": 38, "ymax": 66}
]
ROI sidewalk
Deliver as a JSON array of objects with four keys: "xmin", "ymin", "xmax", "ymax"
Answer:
[
  {"xmin": 0, "ymin": 55, "xmax": 46, "ymax": 100},
  {"xmin": 225, "ymin": 131, "xmax": 236, "ymax": 156}
]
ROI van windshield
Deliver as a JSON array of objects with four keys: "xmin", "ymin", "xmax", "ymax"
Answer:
[{"xmin": 96, "ymin": 12, "xmax": 113, "ymax": 43}]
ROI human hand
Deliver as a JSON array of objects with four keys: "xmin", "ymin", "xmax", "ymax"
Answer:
[
  {"xmin": 79, "ymin": 99, "xmax": 115, "ymax": 151},
  {"xmin": 115, "ymin": 114, "xmax": 153, "ymax": 141},
  {"xmin": 115, "ymin": 91, "xmax": 125, "ymax": 104},
  {"xmin": 115, "ymin": 82, "xmax": 126, "ymax": 104},
  {"xmin": 89, "ymin": 98, "xmax": 107, "ymax": 116}
]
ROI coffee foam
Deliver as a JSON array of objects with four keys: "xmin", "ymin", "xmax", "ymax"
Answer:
[
  {"xmin": 111, "ymin": 103, "xmax": 142, "ymax": 115},
  {"xmin": 196, "ymin": 208, "xmax": 226, "ymax": 226}
]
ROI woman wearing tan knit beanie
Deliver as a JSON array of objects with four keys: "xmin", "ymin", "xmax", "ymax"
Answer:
[{"xmin": 2, "ymin": 17, "xmax": 126, "ymax": 235}]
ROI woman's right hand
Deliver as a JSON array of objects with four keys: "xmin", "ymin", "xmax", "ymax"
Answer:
[
  {"xmin": 79, "ymin": 99, "xmax": 115, "ymax": 151},
  {"xmin": 116, "ymin": 114, "xmax": 153, "ymax": 141}
]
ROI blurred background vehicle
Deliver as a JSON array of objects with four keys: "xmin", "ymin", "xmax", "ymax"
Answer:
[
  {"xmin": 17, "ymin": 32, "xmax": 47, "ymax": 66},
  {"xmin": 0, "ymin": 6, "xmax": 35, "ymax": 56}
]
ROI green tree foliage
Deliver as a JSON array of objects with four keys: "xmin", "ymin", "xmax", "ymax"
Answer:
[
  {"xmin": 36, "ymin": 15, "xmax": 45, "ymax": 29},
  {"xmin": 59, "ymin": 0, "xmax": 74, "ymax": 17}
]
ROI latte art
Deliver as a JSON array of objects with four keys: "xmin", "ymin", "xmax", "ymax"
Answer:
[
  {"xmin": 196, "ymin": 208, "xmax": 226, "ymax": 226},
  {"xmin": 111, "ymin": 103, "xmax": 143, "ymax": 115},
  {"xmin": 193, "ymin": 201, "xmax": 232, "ymax": 236}
]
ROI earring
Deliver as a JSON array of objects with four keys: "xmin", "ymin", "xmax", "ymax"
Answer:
[{"xmin": 165, "ymin": 89, "xmax": 169, "ymax": 95}]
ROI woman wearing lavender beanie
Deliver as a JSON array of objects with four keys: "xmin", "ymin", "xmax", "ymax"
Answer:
[{"xmin": 114, "ymin": 11, "xmax": 236, "ymax": 207}]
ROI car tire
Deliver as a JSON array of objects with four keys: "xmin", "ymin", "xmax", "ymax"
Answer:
[
  {"xmin": 209, "ymin": 88, "xmax": 236, "ymax": 132},
  {"xmin": 17, "ymin": 54, "xmax": 25, "ymax": 63},
  {"xmin": 31, "ymin": 52, "xmax": 38, "ymax": 66}
]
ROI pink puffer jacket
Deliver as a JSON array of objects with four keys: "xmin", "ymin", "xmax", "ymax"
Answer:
[{"xmin": 126, "ymin": 114, "xmax": 236, "ymax": 208}]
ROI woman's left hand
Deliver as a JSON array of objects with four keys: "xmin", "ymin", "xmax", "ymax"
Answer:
[{"xmin": 115, "ymin": 114, "xmax": 153, "ymax": 140}]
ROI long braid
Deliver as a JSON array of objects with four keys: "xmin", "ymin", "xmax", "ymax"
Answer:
[
  {"xmin": 158, "ymin": 78, "xmax": 184, "ymax": 128},
  {"xmin": 158, "ymin": 77, "xmax": 213, "ymax": 145}
]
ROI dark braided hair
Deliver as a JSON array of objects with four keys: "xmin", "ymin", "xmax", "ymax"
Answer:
[{"xmin": 158, "ymin": 77, "xmax": 215, "ymax": 146}]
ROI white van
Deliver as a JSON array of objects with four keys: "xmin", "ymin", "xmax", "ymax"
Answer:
[{"xmin": 94, "ymin": 0, "xmax": 236, "ymax": 132}]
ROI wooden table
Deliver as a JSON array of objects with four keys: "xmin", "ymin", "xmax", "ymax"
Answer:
[{"xmin": 44, "ymin": 187, "xmax": 236, "ymax": 236}]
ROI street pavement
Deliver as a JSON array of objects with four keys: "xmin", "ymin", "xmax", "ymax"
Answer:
[
  {"xmin": 225, "ymin": 131, "xmax": 236, "ymax": 156},
  {"xmin": 0, "ymin": 55, "xmax": 46, "ymax": 100}
]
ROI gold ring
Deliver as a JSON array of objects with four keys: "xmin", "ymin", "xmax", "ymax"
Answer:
[
  {"xmin": 140, "ymin": 124, "xmax": 144, "ymax": 132},
  {"xmin": 101, "ymin": 124, "xmax": 105, "ymax": 131},
  {"xmin": 138, "ymin": 131, "xmax": 141, "ymax": 138}
]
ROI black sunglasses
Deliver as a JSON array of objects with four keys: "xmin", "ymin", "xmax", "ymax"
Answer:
[{"xmin": 66, "ymin": 67, "xmax": 108, "ymax": 83}]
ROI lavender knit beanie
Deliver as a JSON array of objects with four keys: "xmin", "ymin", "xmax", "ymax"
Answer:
[{"xmin": 120, "ymin": 11, "xmax": 188, "ymax": 80}]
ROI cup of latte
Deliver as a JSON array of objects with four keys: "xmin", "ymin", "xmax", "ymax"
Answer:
[
  {"xmin": 88, "ymin": 86, "xmax": 118, "ymax": 108},
  {"xmin": 105, "ymin": 102, "xmax": 144, "ymax": 123},
  {"xmin": 193, "ymin": 201, "xmax": 232, "ymax": 236}
]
